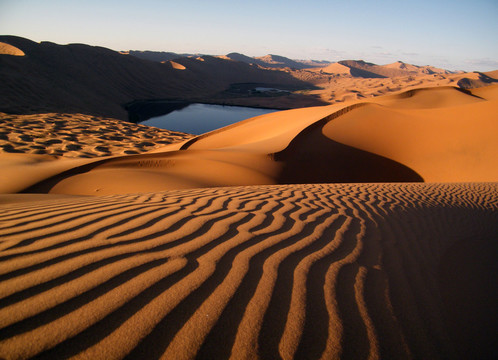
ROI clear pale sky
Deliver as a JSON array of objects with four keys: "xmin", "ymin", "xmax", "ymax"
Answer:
[{"xmin": 1, "ymin": 0, "xmax": 497, "ymax": 71}]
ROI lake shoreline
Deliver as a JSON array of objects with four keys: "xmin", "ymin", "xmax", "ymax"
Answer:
[
  {"xmin": 138, "ymin": 102, "xmax": 279, "ymax": 135},
  {"xmin": 124, "ymin": 98, "xmax": 285, "ymax": 123}
]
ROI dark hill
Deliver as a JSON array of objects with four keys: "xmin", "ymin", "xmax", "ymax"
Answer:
[
  {"xmin": 126, "ymin": 50, "xmax": 189, "ymax": 62},
  {"xmin": 225, "ymin": 53, "xmax": 318, "ymax": 70},
  {"xmin": 0, "ymin": 36, "xmax": 313, "ymax": 119}
]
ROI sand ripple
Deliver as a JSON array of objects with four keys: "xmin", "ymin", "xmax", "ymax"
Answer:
[
  {"xmin": 0, "ymin": 183, "xmax": 496, "ymax": 359},
  {"xmin": 0, "ymin": 113, "xmax": 193, "ymax": 158}
]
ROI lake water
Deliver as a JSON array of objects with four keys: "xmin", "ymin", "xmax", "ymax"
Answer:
[{"xmin": 141, "ymin": 103, "xmax": 278, "ymax": 135}]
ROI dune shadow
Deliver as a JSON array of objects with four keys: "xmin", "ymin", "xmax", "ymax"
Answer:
[
  {"xmin": 349, "ymin": 67, "xmax": 386, "ymax": 79},
  {"xmin": 124, "ymin": 100, "xmax": 190, "ymax": 123},
  {"xmin": 438, "ymin": 235, "xmax": 498, "ymax": 359},
  {"xmin": 274, "ymin": 120, "xmax": 423, "ymax": 183},
  {"xmin": 1, "ymin": 35, "xmax": 328, "ymax": 121}
]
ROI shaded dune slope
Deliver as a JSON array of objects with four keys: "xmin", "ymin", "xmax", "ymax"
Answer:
[
  {"xmin": 0, "ymin": 36, "xmax": 313, "ymax": 119},
  {"xmin": 0, "ymin": 183, "xmax": 496, "ymax": 359},
  {"xmin": 5, "ymin": 85, "xmax": 497, "ymax": 196},
  {"xmin": 273, "ymin": 104, "xmax": 424, "ymax": 183}
]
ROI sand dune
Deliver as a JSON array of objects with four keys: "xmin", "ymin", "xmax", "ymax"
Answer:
[
  {"xmin": 3, "ymin": 35, "xmax": 496, "ymax": 121},
  {"xmin": 0, "ymin": 70, "xmax": 497, "ymax": 359},
  {"xmin": 0, "ymin": 36, "xmax": 315, "ymax": 119},
  {"xmin": 318, "ymin": 62, "xmax": 351, "ymax": 75},
  {"xmin": 292, "ymin": 59, "xmax": 496, "ymax": 105},
  {"xmin": 383, "ymin": 61, "xmax": 421, "ymax": 72},
  {"xmin": 0, "ymin": 183, "xmax": 496, "ymax": 359},
  {"xmin": 484, "ymin": 70, "xmax": 498, "ymax": 80},
  {"xmin": 169, "ymin": 61, "xmax": 187, "ymax": 70},
  {"xmin": 294, "ymin": 69, "xmax": 465, "ymax": 104},
  {"xmin": 336, "ymin": 60, "xmax": 454, "ymax": 78},
  {"xmin": 2, "ymin": 85, "xmax": 495, "ymax": 196},
  {"xmin": 0, "ymin": 113, "xmax": 193, "ymax": 158},
  {"xmin": 0, "ymin": 42, "xmax": 25, "ymax": 56},
  {"xmin": 222, "ymin": 53, "xmax": 318, "ymax": 70}
]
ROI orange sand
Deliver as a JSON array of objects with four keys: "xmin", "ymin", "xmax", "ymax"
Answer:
[
  {"xmin": 0, "ymin": 42, "xmax": 25, "ymax": 56},
  {"xmin": 0, "ymin": 183, "xmax": 497, "ymax": 359},
  {"xmin": 0, "ymin": 84, "xmax": 497, "ymax": 359},
  {"xmin": 1, "ymin": 85, "xmax": 495, "ymax": 195},
  {"xmin": 0, "ymin": 113, "xmax": 193, "ymax": 158}
]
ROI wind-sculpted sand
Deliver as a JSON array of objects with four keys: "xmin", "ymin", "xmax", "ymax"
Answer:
[
  {"xmin": 2, "ymin": 85, "xmax": 495, "ymax": 195},
  {"xmin": 0, "ymin": 183, "xmax": 496, "ymax": 359},
  {"xmin": 0, "ymin": 83, "xmax": 497, "ymax": 359},
  {"xmin": 0, "ymin": 113, "xmax": 193, "ymax": 158},
  {"xmin": 286, "ymin": 60, "xmax": 498, "ymax": 105}
]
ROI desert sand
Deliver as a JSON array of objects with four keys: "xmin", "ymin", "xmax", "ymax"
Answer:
[
  {"xmin": 292, "ymin": 63, "xmax": 494, "ymax": 105},
  {"xmin": 1, "ymin": 85, "xmax": 495, "ymax": 195},
  {"xmin": 4, "ymin": 35, "xmax": 498, "ymax": 122},
  {"xmin": 0, "ymin": 36, "xmax": 321, "ymax": 120},
  {"xmin": 0, "ymin": 42, "xmax": 25, "ymax": 56},
  {"xmin": 0, "ymin": 183, "xmax": 496, "ymax": 359},
  {"xmin": 0, "ymin": 79, "xmax": 497, "ymax": 359},
  {"xmin": 0, "ymin": 113, "xmax": 193, "ymax": 158}
]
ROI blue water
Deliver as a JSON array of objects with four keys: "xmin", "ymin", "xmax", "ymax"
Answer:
[{"xmin": 141, "ymin": 103, "xmax": 278, "ymax": 135}]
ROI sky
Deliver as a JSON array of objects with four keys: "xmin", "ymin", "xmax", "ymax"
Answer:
[{"xmin": 1, "ymin": 0, "xmax": 497, "ymax": 71}]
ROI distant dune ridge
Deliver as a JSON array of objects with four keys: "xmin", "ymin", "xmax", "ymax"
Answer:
[
  {"xmin": 335, "ymin": 60, "xmax": 455, "ymax": 78},
  {"xmin": 2, "ymin": 35, "xmax": 497, "ymax": 120},
  {"xmin": 0, "ymin": 36, "xmax": 316, "ymax": 119},
  {"xmin": 125, "ymin": 50, "xmax": 195, "ymax": 62},
  {"xmin": 0, "ymin": 35, "xmax": 498, "ymax": 359}
]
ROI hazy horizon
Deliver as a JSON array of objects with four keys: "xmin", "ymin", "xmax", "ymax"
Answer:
[{"xmin": 1, "ymin": 0, "xmax": 497, "ymax": 72}]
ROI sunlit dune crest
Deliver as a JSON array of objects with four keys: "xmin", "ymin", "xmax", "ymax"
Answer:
[
  {"xmin": 170, "ymin": 61, "xmax": 186, "ymax": 70},
  {"xmin": 0, "ymin": 85, "xmax": 497, "ymax": 195},
  {"xmin": 318, "ymin": 62, "xmax": 351, "ymax": 75},
  {"xmin": 0, "ymin": 42, "xmax": 25, "ymax": 56}
]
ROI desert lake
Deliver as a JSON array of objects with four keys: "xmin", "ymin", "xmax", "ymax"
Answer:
[{"xmin": 141, "ymin": 103, "xmax": 278, "ymax": 134}]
